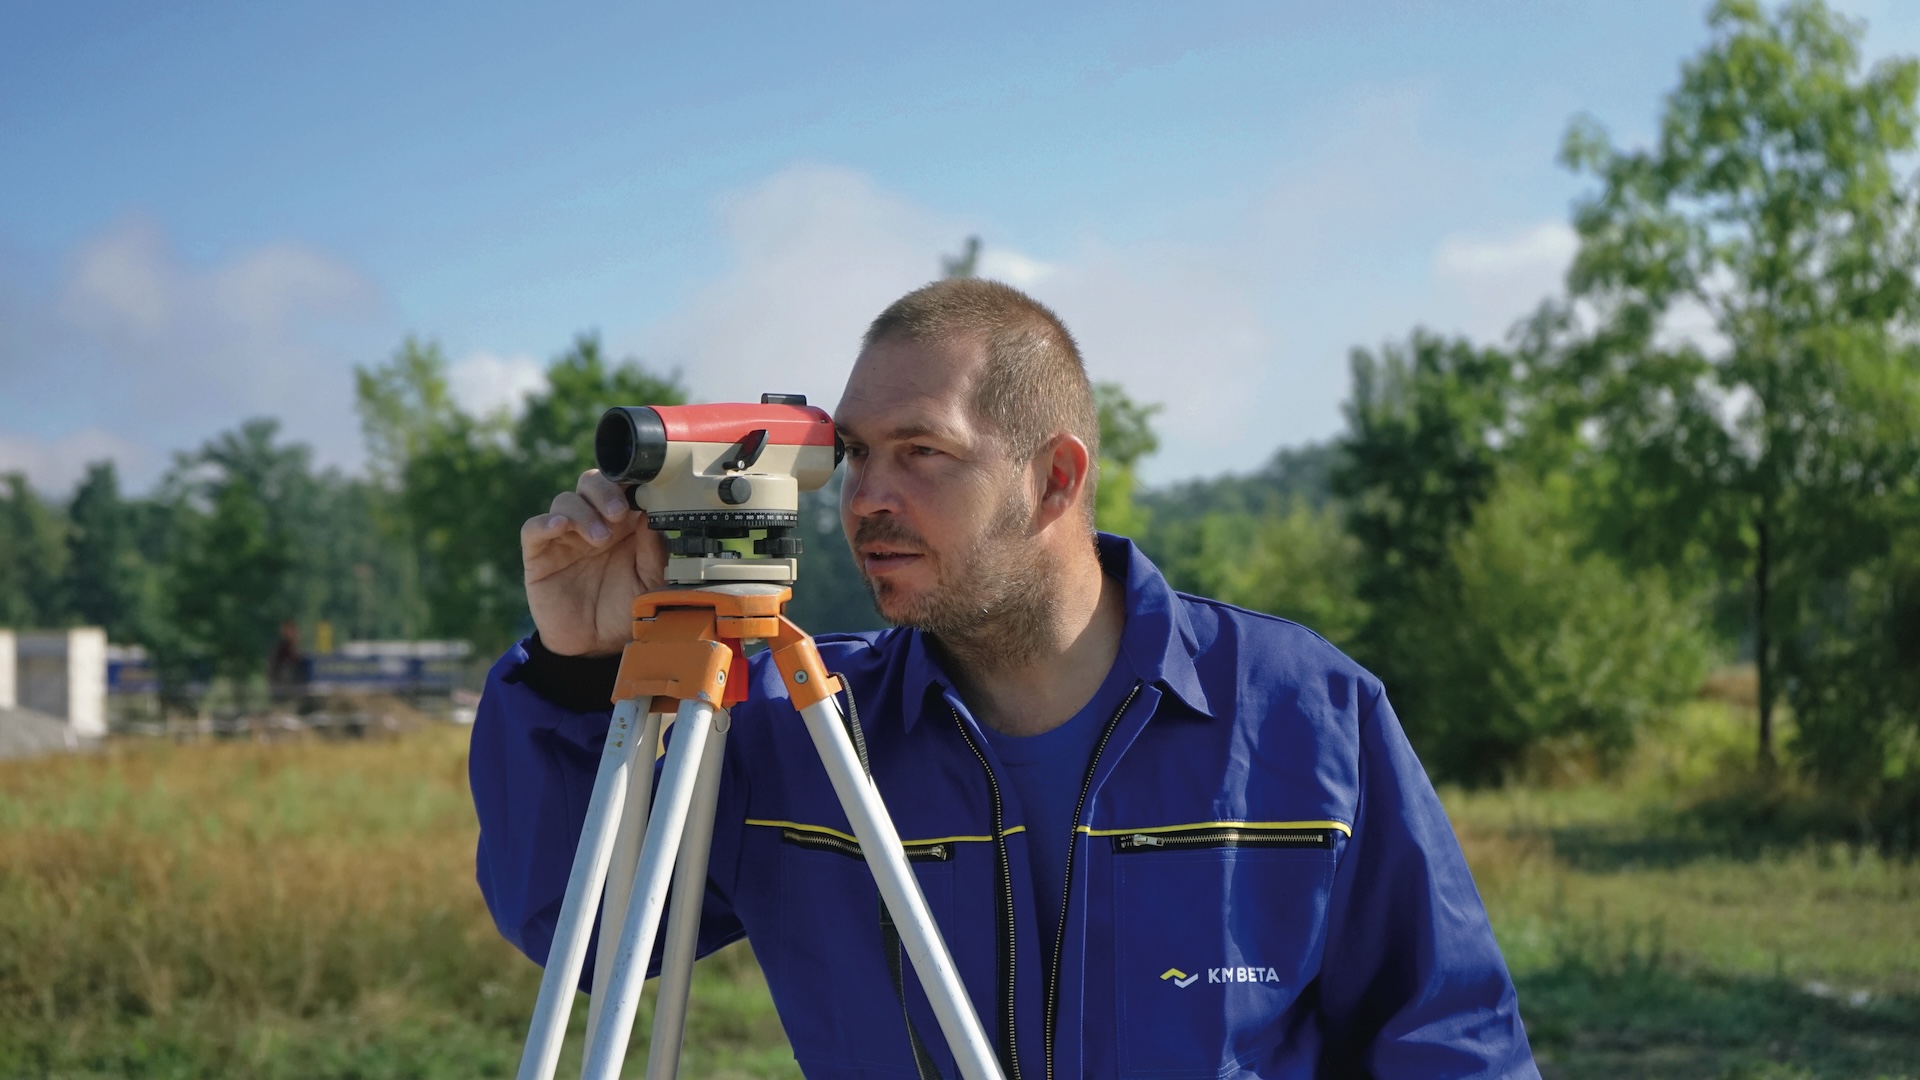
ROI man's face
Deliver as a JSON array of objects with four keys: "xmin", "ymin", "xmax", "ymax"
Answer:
[{"xmin": 833, "ymin": 335, "xmax": 1043, "ymax": 638}]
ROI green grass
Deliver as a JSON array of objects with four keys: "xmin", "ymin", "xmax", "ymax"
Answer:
[
  {"xmin": 1451, "ymin": 702, "xmax": 1920, "ymax": 1079},
  {"xmin": 1, "ymin": 701, "xmax": 1915, "ymax": 1078}
]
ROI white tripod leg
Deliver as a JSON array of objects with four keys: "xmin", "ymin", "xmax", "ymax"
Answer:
[
  {"xmin": 579, "ymin": 698, "xmax": 719, "ymax": 1080},
  {"xmin": 584, "ymin": 709, "xmax": 665, "ymax": 1043},
  {"xmin": 644, "ymin": 710, "xmax": 730, "ymax": 1080},
  {"xmin": 796, "ymin": 696, "xmax": 1005, "ymax": 1080},
  {"xmin": 515, "ymin": 698, "xmax": 644, "ymax": 1080}
]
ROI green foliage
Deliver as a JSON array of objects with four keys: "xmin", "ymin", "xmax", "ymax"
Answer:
[
  {"xmin": 1336, "ymin": 331, "xmax": 1516, "ymax": 592},
  {"xmin": 1418, "ymin": 476, "xmax": 1713, "ymax": 782},
  {"xmin": 1324, "ymin": 330, "xmax": 1715, "ymax": 783},
  {"xmin": 0, "ymin": 473, "xmax": 67, "ymax": 628},
  {"xmin": 1140, "ymin": 443, "xmax": 1337, "ymax": 527},
  {"xmin": 1158, "ymin": 500, "xmax": 1366, "ymax": 649},
  {"xmin": 60, "ymin": 462, "xmax": 158, "ymax": 643},
  {"xmin": 159, "ymin": 421, "xmax": 308, "ymax": 683},
  {"xmin": 1092, "ymin": 381, "xmax": 1162, "ymax": 537},
  {"xmin": 355, "ymin": 333, "xmax": 687, "ymax": 652},
  {"xmin": 1549, "ymin": 0, "xmax": 1920, "ymax": 773},
  {"xmin": 1329, "ymin": 331, "xmax": 1515, "ymax": 761}
]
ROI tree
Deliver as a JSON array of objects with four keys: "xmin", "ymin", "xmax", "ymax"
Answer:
[
  {"xmin": 1423, "ymin": 474, "xmax": 1712, "ymax": 783},
  {"xmin": 1332, "ymin": 330, "xmax": 1517, "ymax": 730},
  {"xmin": 355, "ymin": 333, "xmax": 686, "ymax": 651},
  {"xmin": 1160, "ymin": 499, "xmax": 1366, "ymax": 650},
  {"xmin": 61, "ymin": 461, "xmax": 155, "ymax": 642},
  {"xmin": 1092, "ymin": 381, "xmax": 1162, "ymax": 537},
  {"xmin": 0, "ymin": 473, "xmax": 67, "ymax": 628},
  {"xmin": 1551, "ymin": 0, "xmax": 1920, "ymax": 766},
  {"xmin": 160, "ymin": 420, "xmax": 309, "ymax": 684}
]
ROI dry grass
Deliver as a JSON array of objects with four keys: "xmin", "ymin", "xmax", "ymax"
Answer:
[
  {"xmin": 3, "ymin": 704, "xmax": 1916, "ymax": 1079},
  {"xmin": 0, "ymin": 727, "xmax": 792, "ymax": 1079}
]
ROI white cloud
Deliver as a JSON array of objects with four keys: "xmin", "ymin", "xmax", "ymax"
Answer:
[
  {"xmin": 1431, "ymin": 221, "xmax": 1578, "ymax": 342},
  {"xmin": 641, "ymin": 165, "xmax": 963, "ymax": 409},
  {"xmin": 0, "ymin": 428, "xmax": 156, "ymax": 495},
  {"xmin": 1436, "ymin": 222, "xmax": 1577, "ymax": 278},
  {"xmin": 0, "ymin": 220, "xmax": 391, "ymax": 492},
  {"xmin": 633, "ymin": 164, "xmax": 1278, "ymax": 483},
  {"xmin": 448, "ymin": 350, "xmax": 547, "ymax": 417},
  {"xmin": 977, "ymin": 248, "xmax": 1057, "ymax": 288}
]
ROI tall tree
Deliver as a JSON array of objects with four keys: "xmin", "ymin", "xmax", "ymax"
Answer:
[
  {"xmin": 161, "ymin": 420, "xmax": 309, "ymax": 683},
  {"xmin": 1551, "ymin": 0, "xmax": 1920, "ymax": 765},
  {"xmin": 1331, "ymin": 330, "xmax": 1519, "ymax": 762},
  {"xmin": 0, "ymin": 473, "xmax": 67, "ymax": 628},
  {"xmin": 356, "ymin": 333, "xmax": 686, "ymax": 651},
  {"xmin": 61, "ymin": 461, "xmax": 154, "ymax": 641}
]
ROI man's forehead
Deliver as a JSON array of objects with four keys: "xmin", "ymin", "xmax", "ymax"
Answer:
[{"xmin": 834, "ymin": 335, "xmax": 983, "ymax": 435}]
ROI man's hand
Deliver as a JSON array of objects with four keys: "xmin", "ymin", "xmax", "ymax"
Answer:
[{"xmin": 521, "ymin": 469, "xmax": 668, "ymax": 657}]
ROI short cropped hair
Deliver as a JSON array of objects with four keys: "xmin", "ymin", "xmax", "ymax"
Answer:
[{"xmin": 863, "ymin": 279, "xmax": 1101, "ymax": 479}]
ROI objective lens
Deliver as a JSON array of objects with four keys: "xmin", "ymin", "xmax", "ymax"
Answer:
[{"xmin": 595, "ymin": 407, "xmax": 668, "ymax": 484}]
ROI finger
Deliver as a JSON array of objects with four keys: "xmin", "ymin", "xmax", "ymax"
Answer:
[
  {"xmin": 547, "ymin": 490, "xmax": 613, "ymax": 543},
  {"xmin": 520, "ymin": 508, "xmax": 577, "ymax": 554},
  {"xmin": 577, "ymin": 469, "xmax": 632, "ymax": 521}
]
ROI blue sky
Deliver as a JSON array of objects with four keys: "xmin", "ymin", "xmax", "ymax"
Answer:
[{"xmin": 4, "ymin": 0, "xmax": 1917, "ymax": 492}]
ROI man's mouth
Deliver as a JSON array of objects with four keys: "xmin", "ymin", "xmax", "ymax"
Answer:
[{"xmin": 859, "ymin": 546, "xmax": 924, "ymax": 575}]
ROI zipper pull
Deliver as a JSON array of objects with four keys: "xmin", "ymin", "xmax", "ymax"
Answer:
[{"xmin": 1130, "ymin": 834, "xmax": 1164, "ymax": 848}]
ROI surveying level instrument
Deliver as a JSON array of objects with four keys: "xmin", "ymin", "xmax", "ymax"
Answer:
[{"xmin": 514, "ymin": 396, "xmax": 1004, "ymax": 1080}]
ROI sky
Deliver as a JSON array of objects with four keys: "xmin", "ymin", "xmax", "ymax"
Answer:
[{"xmin": 4, "ymin": 0, "xmax": 1919, "ymax": 494}]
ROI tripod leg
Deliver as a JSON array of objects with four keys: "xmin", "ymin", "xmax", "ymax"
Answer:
[
  {"xmin": 796, "ymin": 696, "xmax": 1005, "ymax": 1080},
  {"xmin": 585, "ymin": 709, "xmax": 665, "ymax": 1043},
  {"xmin": 515, "ymin": 698, "xmax": 645, "ymax": 1080},
  {"xmin": 644, "ymin": 708, "xmax": 730, "ymax": 1080},
  {"xmin": 579, "ymin": 698, "xmax": 719, "ymax": 1080}
]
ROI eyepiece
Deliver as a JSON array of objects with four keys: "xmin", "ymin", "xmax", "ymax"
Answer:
[{"xmin": 596, "ymin": 406, "xmax": 669, "ymax": 484}]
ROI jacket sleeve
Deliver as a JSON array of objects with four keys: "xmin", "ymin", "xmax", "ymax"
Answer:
[
  {"xmin": 1315, "ymin": 684, "xmax": 1539, "ymax": 1079},
  {"xmin": 468, "ymin": 639, "xmax": 748, "ymax": 988}
]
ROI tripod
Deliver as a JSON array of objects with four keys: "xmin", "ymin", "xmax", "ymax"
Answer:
[{"xmin": 514, "ymin": 579, "xmax": 1004, "ymax": 1080}]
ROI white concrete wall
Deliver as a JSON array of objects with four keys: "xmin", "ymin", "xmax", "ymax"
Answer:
[
  {"xmin": 67, "ymin": 628, "xmax": 107, "ymax": 738},
  {"xmin": 0, "ymin": 629, "xmax": 15, "ymax": 710},
  {"xmin": 11, "ymin": 629, "xmax": 109, "ymax": 737}
]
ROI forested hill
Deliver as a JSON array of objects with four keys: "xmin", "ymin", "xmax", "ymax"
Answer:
[{"xmin": 1136, "ymin": 443, "xmax": 1336, "ymax": 523}]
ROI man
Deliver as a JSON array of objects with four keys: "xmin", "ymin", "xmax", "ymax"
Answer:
[{"xmin": 471, "ymin": 279, "xmax": 1539, "ymax": 1078}]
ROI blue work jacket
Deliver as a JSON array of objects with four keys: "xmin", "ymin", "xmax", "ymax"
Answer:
[{"xmin": 470, "ymin": 535, "xmax": 1538, "ymax": 1079}]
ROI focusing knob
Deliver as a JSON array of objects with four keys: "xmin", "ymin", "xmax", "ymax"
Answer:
[
  {"xmin": 718, "ymin": 476, "xmax": 753, "ymax": 505},
  {"xmin": 754, "ymin": 534, "xmax": 804, "ymax": 557}
]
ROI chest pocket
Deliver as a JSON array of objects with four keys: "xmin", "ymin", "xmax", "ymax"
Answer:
[
  {"xmin": 775, "ymin": 826, "xmax": 956, "ymax": 1068},
  {"xmin": 1110, "ymin": 824, "xmax": 1342, "ymax": 1079}
]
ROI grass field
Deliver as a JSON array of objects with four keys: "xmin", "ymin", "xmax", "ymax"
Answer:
[{"xmin": 0, "ymin": 703, "xmax": 1914, "ymax": 1079}]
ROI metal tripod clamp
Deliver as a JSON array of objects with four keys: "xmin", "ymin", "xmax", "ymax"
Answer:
[{"xmin": 513, "ymin": 584, "xmax": 1005, "ymax": 1080}]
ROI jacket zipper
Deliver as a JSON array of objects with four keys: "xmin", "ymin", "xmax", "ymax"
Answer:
[
  {"xmin": 778, "ymin": 829, "xmax": 953, "ymax": 861},
  {"xmin": 1112, "ymin": 826, "xmax": 1337, "ymax": 852},
  {"xmin": 951, "ymin": 707, "xmax": 1022, "ymax": 1080},
  {"xmin": 1045, "ymin": 681, "xmax": 1142, "ymax": 1080}
]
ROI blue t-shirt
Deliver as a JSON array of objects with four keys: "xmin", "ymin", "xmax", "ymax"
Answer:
[{"xmin": 980, "ymin": 648, "xmax": 1139, "ymax": 973}]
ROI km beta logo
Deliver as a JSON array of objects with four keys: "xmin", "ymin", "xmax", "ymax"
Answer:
[{"xmin": 1160, "ymin": 965, "xmax": 1281, "ymax": 989}]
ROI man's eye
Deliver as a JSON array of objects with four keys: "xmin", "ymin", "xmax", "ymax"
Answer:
[
  {"xmin": 909, "ymin": 445, "xmax": 940, "ymax": 457},
  {"xmin": 843, "ymin": 444, "xmax": 868, "ymax": 460}
]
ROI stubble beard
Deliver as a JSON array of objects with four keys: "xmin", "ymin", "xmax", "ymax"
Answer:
[{"xmin": 856, "ymin": 485, "xmax": 1057, "ymax": 673}]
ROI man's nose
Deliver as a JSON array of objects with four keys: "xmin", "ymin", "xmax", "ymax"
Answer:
[{"xmin": 843, "ymin": 458, "xmax": 903, "ymax": 518}]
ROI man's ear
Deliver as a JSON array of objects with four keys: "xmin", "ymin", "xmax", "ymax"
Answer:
[{"xmin": 1032, "ymin": 434, "xmax": 1094, "ymax": 530}]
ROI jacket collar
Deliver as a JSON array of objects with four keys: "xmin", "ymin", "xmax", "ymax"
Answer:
[{"xmin": 899, "ymin": 532, "xmax": 1215, "ymax": 733}]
